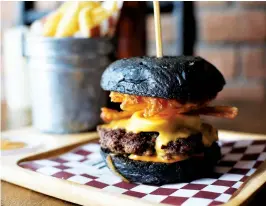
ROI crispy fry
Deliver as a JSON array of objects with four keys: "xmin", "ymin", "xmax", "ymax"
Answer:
[
  {"xmin": 58, "ymin": 1, "xmax": 74, "ymax": 14},
  {"xmin": 102, "ymin": 1, "xmax": 119, "ymax": 12},
  {"xmin": 55, "ymin": 2, "xmax": 82, "ymax": 37},
  {"xmin": 80, "ymin": 1, "xmax": 101, "ymax": 9},
  {"xmin": 43, "ymin": 11, "xmax": 62, "ymax": 37},
  {"xmin": 101, "ymin": 107, "xmax": 134, "ymax": 122},
  {"xmin": 91, "ymin": 7, "xmax": 110, "ymax": 25},
  {"xmin": 109, "ymin": 1, "xmax": 118, "ymax": 12},
  {"xmin": 79, "ymin": 7, "xmax": 95, "ymax": 37},
  {"xmin": 58, "ymin": 1, "xmax": 100, "ymax": 14},
  {"xmin": 78, "ymin": 3, "xmax": 110, "ymax": 37},
  {"xmin": 188, "ymin": 106, "xmax": 238, "ymax": 119}
]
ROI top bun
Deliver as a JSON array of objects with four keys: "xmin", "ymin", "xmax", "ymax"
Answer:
[{"xmin": 101, "ymin": 56, "xmax": 225, "ymax": 103}]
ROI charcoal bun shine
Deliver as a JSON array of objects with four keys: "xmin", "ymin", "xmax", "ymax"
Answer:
[{"xmin": 101, "ymin": 56, "xmax": 225, "ymax": 103}]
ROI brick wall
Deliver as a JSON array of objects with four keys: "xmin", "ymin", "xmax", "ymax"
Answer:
[
  {"xmin": 147, "ymin": 14, "xmax": 177, "ymax": 56},
  {"xmin": 147, "ymin": 1, "xmax": 266, "ymax": 101},
  {"xmin": 195, "ymin": 1, "xmax": 266, "ymax": 101}
]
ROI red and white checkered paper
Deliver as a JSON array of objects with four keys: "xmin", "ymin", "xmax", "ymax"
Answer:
[{"xmin": 19, "ymin": 140, "xmax": 266, "ymax": 206}]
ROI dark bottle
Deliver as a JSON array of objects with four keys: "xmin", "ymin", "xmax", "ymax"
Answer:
[{"xmin": 115, "ymin": 1, "xmax": 147, "ymax": 58}]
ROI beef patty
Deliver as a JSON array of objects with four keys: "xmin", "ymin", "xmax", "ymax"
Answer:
[{"xmin": 97, "ymin": 128, "xmax": 205, "ymax": 158}]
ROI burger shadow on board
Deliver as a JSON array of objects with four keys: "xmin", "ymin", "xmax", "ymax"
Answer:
[{"xmin": 97, "ymin": 56, "xmax": 238, "ymax": 185}]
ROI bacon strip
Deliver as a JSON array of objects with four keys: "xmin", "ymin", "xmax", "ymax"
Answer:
[
  {"xmin": 188, "ymin": 106, "xmax": 238, "ymax": 119},
  {"xmin": 100, "ymin": 107, "xmax": 133, "ymax": 122},
  {"xmin": 109, "ymin": 92, "xmax": 204, "ymax": 117},
  {"xmin": 101, "ymin": 92, "xmax": 238, "ymax": 122},
  {"xmin": 101, "ymin": 106, "xmax": 238, "ymax": 122}
]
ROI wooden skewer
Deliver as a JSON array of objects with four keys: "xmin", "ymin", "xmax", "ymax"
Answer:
[{"xmin": 153, "ymin": 1, "xmax": 163, "ymax": 57}]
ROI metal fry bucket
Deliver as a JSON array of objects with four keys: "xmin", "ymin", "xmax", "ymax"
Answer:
[{"xmin": 25, "ymin": 36, "xmax": 114, "ymax": 134}]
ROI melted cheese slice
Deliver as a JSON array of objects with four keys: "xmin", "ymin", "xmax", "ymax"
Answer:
[
  {"xmin": 129, "ymin": 154, "xmax": 188, "ymax": 163},
  {"xmin": 101, "ymin": 111, "xmax": 218, "ymax": 160}
]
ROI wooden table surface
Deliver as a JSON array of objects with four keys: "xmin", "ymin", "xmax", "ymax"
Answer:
[
  {"xmin": 1, "ymin": 181, "xmax": 75, "ymax": 206},
  {"xmin": 1, "ymin": 100, "xmax": 266, "ymax": 206}
]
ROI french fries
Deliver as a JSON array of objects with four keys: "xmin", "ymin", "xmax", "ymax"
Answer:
[
  {"xmin": 91, "ymin": 6, "xmax": 110, "ymax": 26},
  {"xmin": 79, "ymin": 7, "xmax": 95, "ymax": 37},
  {"xmin": 55, "ymin": 2, "xmax": 81, "ymax": 37},
  {"xmin": 57, "ymin": 1, "xmax": 73, "ymax": 14},
  {"xmin": 102, "ymin": 1, "xmax": 119, "ymax": 12},
  {"xmin": 43, "ymin": 11, "xmax": 62, "ymax": 37},
  {"xmin": 37, "ymin": 1, "xmax": 122, "ymax": 38}
]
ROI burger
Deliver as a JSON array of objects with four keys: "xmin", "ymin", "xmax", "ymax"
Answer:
[{"xmin": 97, "ymin": 56, "xmax": 238, "ymax": 185}]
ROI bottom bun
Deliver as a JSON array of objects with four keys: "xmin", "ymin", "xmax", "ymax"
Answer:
[{"xmin": 100, "ymin": 142, "xmax": 221, "ymax": 185}]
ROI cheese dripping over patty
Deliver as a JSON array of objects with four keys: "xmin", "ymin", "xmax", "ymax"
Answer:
[{"xmin": 101, "ymin": 111, "xmax": 218, "ymax": 161}]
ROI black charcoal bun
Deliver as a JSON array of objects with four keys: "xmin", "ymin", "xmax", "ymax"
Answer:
[
  {"xmin": 101, "ymin": 56, "xmax": 225, "ymax": 103},
  {"xmin": 100, "ymin": 142, "xmax": 221, "ymax": 185}
]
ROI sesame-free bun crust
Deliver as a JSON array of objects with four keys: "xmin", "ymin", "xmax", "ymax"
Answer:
[{"xmin": 101, "ymin": 56, "xmax": 225, "ymax": 103}]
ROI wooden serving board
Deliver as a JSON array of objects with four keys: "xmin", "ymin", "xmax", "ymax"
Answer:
[{"xmin": 1, "ymin": 127, "xmax": 266, "ymax": 206}]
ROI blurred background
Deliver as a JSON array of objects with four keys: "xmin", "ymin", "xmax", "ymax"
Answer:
[{"xmin": 1, "ymin": 1, "xmax": 266, "ymax": 133}]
